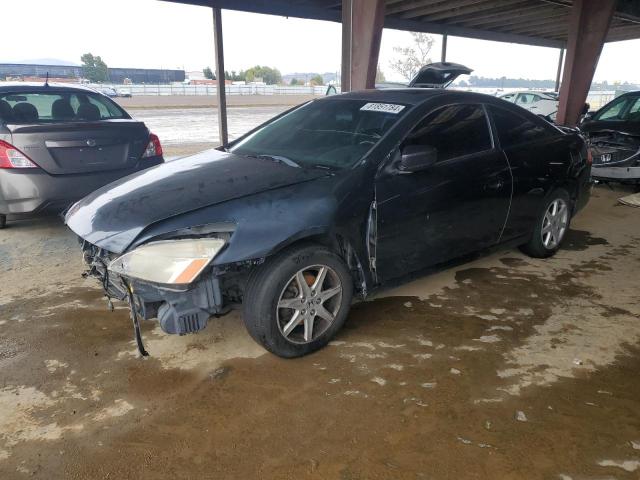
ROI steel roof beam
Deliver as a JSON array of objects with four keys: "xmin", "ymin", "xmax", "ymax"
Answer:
[
  {"xmin": 409, "ymin": 0, "xmax": 528, "ymax": 22},
  {"xmin": 384, "ymin": 15, "xmax": 565, "ymax": 47},
  {"xmin": 467, "ymin": 7, "xmax": 566, "ymax": 29},
  {"xmin": 386, "ymin": 0, "xmax": 441, "ymax": 15},
  {"xmin": 450, "ymin": 4, "xmax": 546, "ymax": 27},
  {"xmin": 400, "ymin": 0, "xmax": 510, "ymax": 20}
]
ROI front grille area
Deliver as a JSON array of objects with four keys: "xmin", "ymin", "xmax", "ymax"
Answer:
[
  {"xmin": 79, "ymin": 239, "xmax": 127, "ymax": 300},
  {"xmin": 591, "ymin": 147, "xmax": 639, "ymax": 166}
]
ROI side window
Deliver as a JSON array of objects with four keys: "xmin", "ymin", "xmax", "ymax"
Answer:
[
  {"xmin": 628, "ymin": 97, "xmax": 640, "ymax": 121},
  {"xmin": 404, "ymin": 104, "xmax": 492, "ymax": 162},
  {"xmin": 596, "ymin": 96, "xmax": 628, "ymax": 121},
  {"xmin": 88, "ymin": 96, "xmax": 110, "ymax": 118},
  {"xmin": 489, "ymin": 106, "xmax": 552, "ymax": 148},
  {"xmin": 515, "ymin": 94, "xmax": 528, "ymax": 105}
]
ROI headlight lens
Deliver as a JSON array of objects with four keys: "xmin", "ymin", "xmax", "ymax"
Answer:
[{"xmin": 108, "ymin": 238, "xmax": 225, "ymax": 285}]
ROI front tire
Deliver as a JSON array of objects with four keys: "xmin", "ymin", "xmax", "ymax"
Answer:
[
  {"xmin": 0, "ymin": 215, "xmax": 6, "ymax": 229},
  {"xmin": 243, "ymin": 244, "xmax": 353, "ymax": 358},
  {"xmin": 520, "ymin": 188, "xmax": 571, "ymax": 258}
]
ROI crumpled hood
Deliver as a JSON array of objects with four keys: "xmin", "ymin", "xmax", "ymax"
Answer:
[{"xmin": 65, "ymin": 149, "xmax": 329, "ymax": 252}]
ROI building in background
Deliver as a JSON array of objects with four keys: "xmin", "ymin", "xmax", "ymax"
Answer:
[{"xmin": 0, "ymin": 63, "xmax": 185, "ymax": 84}]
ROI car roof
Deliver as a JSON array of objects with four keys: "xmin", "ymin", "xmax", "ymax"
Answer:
[
  {"xmin": 319, "ymin": 88, "xmax": 509, "ymax": 107},
  {"xmin": 0, "ymin": 82, "xmax": 101, "ymax": 94}
]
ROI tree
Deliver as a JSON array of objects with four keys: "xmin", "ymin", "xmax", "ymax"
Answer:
[
  {"xmin": 225, "ymin": 70, "xmax": 246, "ymax": 82},
  {"xmin": 203, "ymin": 67, "xmax": 215, "ymax": 80},
  {"xmin": 389, "ymin": 32, "xmax": 434, "ymax": 81},
  {"xmin": 245, "ymin": 65, "xmax": 282, "ymax": 85},
  {"xmin": 290, "ymin": 78, "xmax": 300, "ymax": 86},
  {"xmin": 81, "ymin": 53, "xmax": 109, "ymax": 83},
  {"xmin": 310, "ymin": 74, "xmax": 324, "ymax": 86},
  {"xmin": 375, "ymin": 65, "xmax": 386, "ymax": 83}
]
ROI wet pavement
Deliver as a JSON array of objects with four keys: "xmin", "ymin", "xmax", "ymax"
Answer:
[
  {"xmin": 1, "ymin": 186, "xmax": 640, "ymax": 479},
  {"xmin": 130, "ymin": 106, "xmax": 290, "ymax": 148}
]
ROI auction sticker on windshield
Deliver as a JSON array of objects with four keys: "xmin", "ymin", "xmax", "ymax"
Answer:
[{"xmin": 360, "ymin": 103, "xmax": 406, "ymax": 114}]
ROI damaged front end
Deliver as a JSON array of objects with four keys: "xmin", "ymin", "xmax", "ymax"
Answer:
[
  {"xmin": 588, "ymin": 130, "xmax": 640, "ymax": 183},
  {"xmin": 81, "ymin": 232, "xmax": 239, "ymax": 356}
]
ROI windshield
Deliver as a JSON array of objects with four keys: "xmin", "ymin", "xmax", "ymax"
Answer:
[
  {"xmin": 0, "ymin": 90, "xmax": 129, "ymax": 124},
  {"xmin": 595, "ymin": 95, "xmax": 640, "ymax": 122},
  {"xmin": 229, "ymin": 99, "xmax": 408, "ymax": 169}
]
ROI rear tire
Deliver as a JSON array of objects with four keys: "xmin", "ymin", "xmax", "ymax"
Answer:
[
  {"xmin": 0, "ymin": 215, "xmax": 6, "ymax": 229},
  {"xmin": 243, "ymin": 244, "xmax": 353, "ymax": 358},
  {"xmin": 520, "ymin": 188, "xmax": 571, "ymax": 258}
]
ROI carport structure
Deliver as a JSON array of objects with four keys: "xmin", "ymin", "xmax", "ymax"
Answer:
[{"xmin": 164, "ymin": 0, "xmax": 640, "ymax": 143}]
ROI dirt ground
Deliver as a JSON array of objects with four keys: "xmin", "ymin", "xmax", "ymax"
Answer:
[{"xmin": 1, "ymin": 185, "xmax": 639, "ymax": 479}]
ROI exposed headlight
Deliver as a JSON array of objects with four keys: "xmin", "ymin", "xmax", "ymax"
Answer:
[{"xmin": 108, "ymin": 238, "xmax": 225, "ymax": 285}]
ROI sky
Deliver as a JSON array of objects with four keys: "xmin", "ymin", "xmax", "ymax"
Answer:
[{"xmin": 2, "ymin": 0, "xmax": 639, "ymax": 83}]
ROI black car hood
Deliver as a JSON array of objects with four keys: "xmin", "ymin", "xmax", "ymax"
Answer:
[{"xmin": 65, "ymin": 149, "xmax": 329, "ymax": 253}]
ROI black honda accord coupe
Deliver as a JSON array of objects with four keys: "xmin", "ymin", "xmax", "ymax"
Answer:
[{"xmin": 66, "ymin": 89, "xmax": 591, "ymax": 358}]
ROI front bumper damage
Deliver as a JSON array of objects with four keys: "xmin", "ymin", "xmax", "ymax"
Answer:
[
  {"xmin": 81, "ymin": 240, "xmax": 230, "ymax": 356},
  {"xmin": 589, "ymin": 131, "xmax": 640, "ymax": 183}
]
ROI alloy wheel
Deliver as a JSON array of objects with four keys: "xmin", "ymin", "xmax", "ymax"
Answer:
[
  {"xmin": 276, "ymin": 265, "xmax": 343, "ymax": 344},
  {"xmin": 541, "ymin": 198, "xmax": 568, "ymax": 249}
]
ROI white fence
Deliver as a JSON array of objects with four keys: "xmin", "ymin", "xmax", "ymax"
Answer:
[
  {"xmin": 97, "ymin": 83, "xmax": 334, "ymax": 96},
  {"xmin": 94, "ymin": 82, "xmax": 619, "ymax": 108}
]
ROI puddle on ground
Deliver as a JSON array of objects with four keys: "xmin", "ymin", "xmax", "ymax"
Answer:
[
  {"xmin": 0, "ymin": 231, "xmax": 639, "ymax": 479},
  {"xmin": 562, "ymin": 229, "xmax": 609, "ymax": 251}
]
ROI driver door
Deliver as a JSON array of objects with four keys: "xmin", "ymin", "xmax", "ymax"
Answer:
[{"xmin": 375, "ymin": 104, "xmax": 512, "ymax": 282}]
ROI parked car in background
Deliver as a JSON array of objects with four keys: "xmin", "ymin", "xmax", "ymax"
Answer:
[
  {"xmin": 99, "ymin": 87, "xmax": 118, "ymax": 98},
  {"xmin": 0, "ymin": 83, "xmax": 163, "ymax": 228},
  {"xmin": 580, "ymin": 91, "xmax": 640, "ymax": 188},
  {"xmin": 116, "ymin": 88, "xmax": 132, "ymax": 98},
  {"xmin": 99, "ymin": 87, "xmax": 132, "ymax": 98},
  {"xmin": 408, "ymin": 62, "xmax": 473, "ymax": 88},
  {"xmin": 499, "ymin": 90, "xmax": 559, "ymax": 119},
  {"xmin": 66, "ymin": 89, "xmax": 591, "ymax": 359}
]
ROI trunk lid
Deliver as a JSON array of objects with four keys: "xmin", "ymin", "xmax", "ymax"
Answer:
[
  {"xmin": 8, "ymin": 119, "xmax": 150, "ymax": 175},
  {"xmin": 408, "ymin": 62, "xmax": 473, "ymax": 88}
]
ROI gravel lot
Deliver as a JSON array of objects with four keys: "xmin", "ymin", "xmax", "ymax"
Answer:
[{"xmin": 1, "ymin": 185, "xmax": 640, "ymax": 479}]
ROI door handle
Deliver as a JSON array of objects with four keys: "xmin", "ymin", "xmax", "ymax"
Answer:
[{"xmin": 485, "ymin": 179, "xmax": 505, "ymax": 190}]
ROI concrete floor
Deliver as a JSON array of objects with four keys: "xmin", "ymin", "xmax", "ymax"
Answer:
[{"xmin": 1, "ymin": 185, "xmax": 639, "ymax": 479}]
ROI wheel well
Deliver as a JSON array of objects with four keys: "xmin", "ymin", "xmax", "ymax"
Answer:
[
  {"xmin": 268, "ymin": 234, "xmax": 369, "ymax": 297},
  {"xmin": 556, "ymin": 180, "xmax": 579, "ymax": 212}
]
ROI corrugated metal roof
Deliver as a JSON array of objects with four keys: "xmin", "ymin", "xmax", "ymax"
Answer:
[{"xmin": 162, "ymin": 0, "xmax": 640, "ymax": 48}]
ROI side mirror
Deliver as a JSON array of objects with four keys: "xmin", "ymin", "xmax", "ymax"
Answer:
[{"xmin": 399, "ymin": 145, "xmax": 437, "ymax": 173}]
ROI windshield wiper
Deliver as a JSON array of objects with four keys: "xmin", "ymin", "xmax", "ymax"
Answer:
[{"xmin": 257, "ymin": 154, "xmax": 301, "ymax": 168}]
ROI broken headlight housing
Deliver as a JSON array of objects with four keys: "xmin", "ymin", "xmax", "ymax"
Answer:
[{"xmin": 108, "ymin": 238, "xmax": 225, "ymax": 285}]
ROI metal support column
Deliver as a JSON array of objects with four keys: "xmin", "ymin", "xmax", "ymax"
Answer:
[
  {"xmin": 554, "ymin": 48, "xmax": 564, "ymax": 92},
  {"xmin": 441, "ymin": 33, "xmax": 448, "ymax": 62},
  {"xmin": 212, "ymin": 7, "xmax": 228, "ymax": 147},
  {"xmin": 342, "ymin": 0, "xmax": 385, "ymax": 91},
  {"xmin": 341, "ymin": 0, "xmax": 352, "ymax": 92},
  {"xmin": 556, "ymin": 0, "xmax": 615, "ymax": 126}
]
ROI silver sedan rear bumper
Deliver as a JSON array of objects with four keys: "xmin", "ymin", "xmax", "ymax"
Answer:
[{"xmin": 0, "ymin": 158, "xmax": 162, "ymax": 216}]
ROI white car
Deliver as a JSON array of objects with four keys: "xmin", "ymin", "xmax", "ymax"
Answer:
[{"xmin": 499, "ymin": 91, "xmax": 559, "ymax": 119}]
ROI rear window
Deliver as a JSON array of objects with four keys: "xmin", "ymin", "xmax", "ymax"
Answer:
[{"xmin": 0, "ymin": 91, "xmax": 128, "ymax": 124}]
